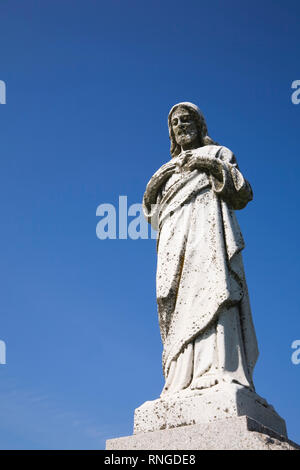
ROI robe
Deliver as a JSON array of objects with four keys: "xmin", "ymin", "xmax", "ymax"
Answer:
[{"xmin": 143, "ymin": 145, "xmax": 259, "ymax": 395}]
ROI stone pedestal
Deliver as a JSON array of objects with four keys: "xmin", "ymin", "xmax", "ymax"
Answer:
[
  {"xmin": 106, "ymin": 416, "xmax": 299, "ymax": 450},
  {"xmin": 134, "ymin": 383, "xmax": 287, "ymax": 436},
  {"xmin": 106, "ymin": 384, "xmax": 299, "ymax": 450}
]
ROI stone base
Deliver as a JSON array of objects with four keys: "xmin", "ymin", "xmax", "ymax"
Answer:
[
  {"xmin": 134, "ymin": 383, "xmax": 287, "ymax": 437},
  {"xmin": 106, "ymin": 416, "xmax": 299, "ymax": 450}
]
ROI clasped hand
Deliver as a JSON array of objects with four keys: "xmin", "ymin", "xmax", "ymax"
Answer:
[{"xmin": 175, "ymin": 151, "xmax": 222, "ymax": 179}]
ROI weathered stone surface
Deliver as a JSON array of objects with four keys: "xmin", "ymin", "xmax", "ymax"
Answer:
[
  {"xmin": 106, "ymin": 416, "xmax": 299, "ymax": 450},
  {"xmin": 134, "ymin": 383, "xmax": 287, "ymax": 437}
]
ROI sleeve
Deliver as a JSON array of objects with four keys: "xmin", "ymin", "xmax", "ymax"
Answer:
[
  {"xmin": 143, "ymin": 161, "xmax": 175, "ymax": 229},
  {"xmin": 211, "ymin": 146, "xmax": 253, "ymax": 210}
]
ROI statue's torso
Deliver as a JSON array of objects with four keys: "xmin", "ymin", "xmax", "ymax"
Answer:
[{"xmin": 162, "ymin": 145, "xmax": 222, "ymax": 197}]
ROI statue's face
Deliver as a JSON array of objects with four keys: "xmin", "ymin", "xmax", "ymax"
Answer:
[{"xmin": 171, "ymin": 107, "xmax": 200, "ymax": 149}]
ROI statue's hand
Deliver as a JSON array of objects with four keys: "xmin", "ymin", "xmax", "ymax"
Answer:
[
  {"xmin": 185, "ymin": 155, "xmax": 223, "ymax": 179},
  {"xmin": 184, "ymin": 154, "xmax": 209, "ymax": 171},
  {"xmin": 174, "ymin": 151, "xmax": 192, "ymax": 169}
]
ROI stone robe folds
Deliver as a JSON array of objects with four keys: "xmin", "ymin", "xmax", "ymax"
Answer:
[{"xmin": 143, "ymin": 145, "xmax": 259, "ymax": 395}]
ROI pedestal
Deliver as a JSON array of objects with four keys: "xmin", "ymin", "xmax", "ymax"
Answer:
[
  {"xmin": 106, "ymin": 384, "xmax": 299, "ymax": 450},
  {"xmin": 134, "ymin": 383, "xmax": 287, "ymax": 436},
  {"xmin": 106, "ymin": 416, "xmax": 299, "ymax": 450}
]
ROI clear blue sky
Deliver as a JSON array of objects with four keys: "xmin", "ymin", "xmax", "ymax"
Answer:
[{"xmin": 0, "ymin": 0, "xmax": 299, "ymax": 449}]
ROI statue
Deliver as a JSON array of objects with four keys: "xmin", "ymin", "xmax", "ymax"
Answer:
[
  {"xmin": 106, "ymin": 102, "xmax": 294, "ymax": 448},
  {"xmin": 143, "ymin": 102, "xmax": 259, "ymax": 396}
]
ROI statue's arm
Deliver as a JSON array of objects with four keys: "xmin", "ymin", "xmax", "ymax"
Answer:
[
  {"xmin": 143, "ymin": 160, "xmax": 176, "ymax": 227},
  {"xmin": 212, "ymin": 146, "xmax": 253, "ymax": 210},
  {"xmin": 184, "ymin": 146, "xmax": 252, "ymax": 209}
]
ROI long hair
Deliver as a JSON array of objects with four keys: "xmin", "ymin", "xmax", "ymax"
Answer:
[{"xmin": 168, "ymin": 102, "xmax": 217, "ymax": 158}]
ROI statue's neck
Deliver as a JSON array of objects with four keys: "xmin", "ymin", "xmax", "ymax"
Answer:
[{"xmin": 181, "ymin": 143, "xmax": 196, "ymax": 151}]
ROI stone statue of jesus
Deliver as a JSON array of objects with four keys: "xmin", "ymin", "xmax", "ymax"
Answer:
[{"xmin": 143, "ymin": 102, "xmax": 259, "ymax": 396}]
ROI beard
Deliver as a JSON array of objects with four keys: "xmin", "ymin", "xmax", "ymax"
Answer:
[{"xmin": 176, "ymin": 130, "xmax": 198, "ymax": 147}]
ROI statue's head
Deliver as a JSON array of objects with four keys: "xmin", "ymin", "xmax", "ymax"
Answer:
[{"xmin": 168, "ymin": 102, "xmax": 215, "ymax": 158}]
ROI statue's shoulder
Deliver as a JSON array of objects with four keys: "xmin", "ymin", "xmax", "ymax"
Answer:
[
  {"xmin": 205, "ymin": 144, "xmax": 233, "ymax": 154},
  {"xmin": 145, "ymin": 159, "xmax": 176, "ymax": 190},
  {"xmin": 217, "ymin": 145, "xmax": 233, "ymax": 154},
  {"xmin": 201, "ymin": 144, "xmax": 224, "ymax": 158},
  {"xmin": 155, "ymin": 159, "xmax": 176, "ymax": 175},
  {"xmin": 211, "ymin": 145, "xmax": 236, "ymax": 164}
]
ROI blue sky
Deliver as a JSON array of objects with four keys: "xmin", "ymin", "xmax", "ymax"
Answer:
[{"xmin": 0, "ymin": 0, "xmax": 299, "ymax": 449}]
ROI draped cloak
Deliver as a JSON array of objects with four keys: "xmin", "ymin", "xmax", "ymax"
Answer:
[{"xmin": 143, "ymin": 145, "xmax": 259, "ymax": 386}]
